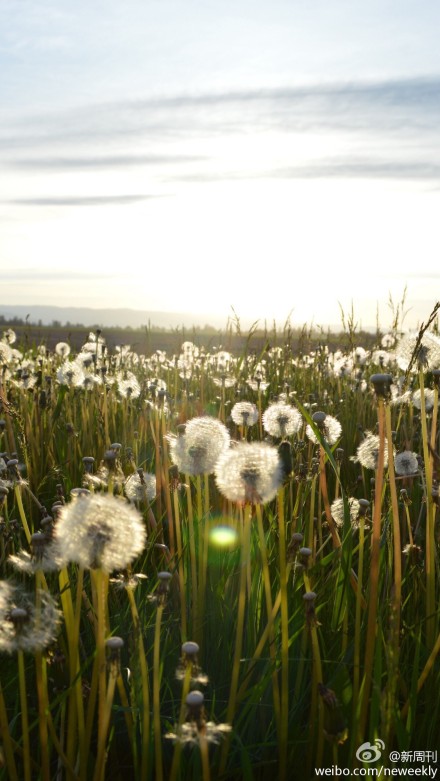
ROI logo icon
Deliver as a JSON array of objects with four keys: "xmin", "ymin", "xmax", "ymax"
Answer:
[{"xmin": 356, "ymin": 739, "xmax": 385, "ymax": 763}]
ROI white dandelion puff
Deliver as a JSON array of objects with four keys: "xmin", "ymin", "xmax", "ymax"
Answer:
[
  {"xmin": 351, "ymin": 431, "xmax": 391, "ymax": 470},
  {"xmin": 396, "ymin": 331, "xmax": 440, "ymax": 372},
  {"xmin": 330, "ymin": 498, "xmax": 361, "ymax": 529},
  {"xmin": 306, "ymin": 413, "xmax": 342, "ymax": 446},
  {"xmin": 215, "ymin": 441, "xmax": 283, "ymax": 504},
  {"xmin": 412, "ymin": 388, "xmax": 435, "ymax": 412},
  {"xmin": 54, "ymin": 493, "xmax": 146, "ymax": 572},
  {"xmin": 262, "ymin": 402, "xmax": 302, "ymax": 438},
  {"xmin": 168, "ymin": 417, "xmax": 230, "ymax": 476},
  {"xmin": 55, "ymin": 342, "xmax": 71, "ymax": 358},
  {"xmin": 230, "ymin": 401, "xmax": 259, "ymax": 428},
  {"xmin": 118, "ymin": 377, "xmax": 141, "ymax": 399},
  {"xmin": 394, "ymin": 451, "xmax": 419, "ymax": 476},
  {"xmin": 124, "ymin": 471, "xmax": 157, "ymax": 503},
  {"xmin": 0, "ymin": 581, "xmax": 61, "ymax": 654},
  {"xmin": 57, "ymin": 361, "xmax": 85, "ymax": 388}
]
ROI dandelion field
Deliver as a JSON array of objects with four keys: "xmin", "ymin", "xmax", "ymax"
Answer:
[{"xmin": 1, "ymin": 310, "xmax": 440, "ymax": 780}]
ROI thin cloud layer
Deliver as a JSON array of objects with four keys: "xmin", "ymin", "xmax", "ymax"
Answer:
[
  {"xmin": 5, "ymin": 194, "xmax": 165, "ymax": 206},
  {"xmin": 1, "ymin": 77, "xmax": 439, "ymax": 189}
]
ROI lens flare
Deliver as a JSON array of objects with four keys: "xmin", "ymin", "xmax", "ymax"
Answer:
[{"xmin": 209, "ymin": 524, "xmax": 238, "ymax": 549}]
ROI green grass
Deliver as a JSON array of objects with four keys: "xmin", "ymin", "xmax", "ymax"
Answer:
[{"xmin": 0, "ymin": 318, "xmax": 439, "ymax": 780}]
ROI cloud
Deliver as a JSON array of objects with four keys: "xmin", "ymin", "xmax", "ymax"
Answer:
[
  {"xmin": 4, "ymin": 194, "xmax": 166, "ymax": 206},
  {"xmin": 0, "ymin": 268, "xmax": 119, "ymax": 281},
  {"xmin": 164, "ymin": 158, "xmax": 440, "ymax": 184},
  {"xmin": 7, "ymin": 154, "xmax": 207, "ymax": 171},
  {"xmin": 1, "ymin": 77, "xmax": 439, "ymax": 192},
  {"xmin": 1, "ymin": 76, "xmax": 440, "ymax": 152}
]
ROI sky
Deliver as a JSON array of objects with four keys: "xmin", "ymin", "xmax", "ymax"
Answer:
[{"xmin": 1, "ymin": 0, "xmax": 440, "ymax": 331}]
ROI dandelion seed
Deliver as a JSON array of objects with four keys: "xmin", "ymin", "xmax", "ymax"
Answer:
[
  {"xmin": 230, "ymin": 401, "xmax": 259, "ymax": 428},
  {"xmin": 262, "ymin": 402, "xmax": 302, "ymax": 438},
  {"xmin": 402, "ymin": 543, "xmax": 423, "ymax": 563},
  {"xmin": 0, "ymin": 581, "xmax": 61, "ymax": 654},
  {"xmin": 2, "ymin": 328, "xmax": 16, "ymax": 345},
  {"xmin": 175, "ymin": 641, "xmax": 209, "ymax": 686},
  {"xmin": 396, "ymin": 330, "xmax": 440, "ymax": 372},
  {"xmin": 118, "ymin": 377, "xmax": 141, "ymax": 399},
  {"xmin": 54, "ymin": 493, "xmax": 146, "ymax": 572},
  {"xmin": 55, "ymin": 342, "xmax": 71, "ymax": 358},
  {"xmin": 351, "ymin": 431, "xmax": 391, "ymax": 470},
  {"xmin": 168, "ymin": 416, "xmax": 230, "ymax": 476},
  {"xmin": 124, "ymin": 471, "xmax": 156, "ymax": 503},
  {"xmin": 305, "ymin": 412, "xmax": 342, "ymax": 446},
  {"xmin": 381, "ymin": 333, "xmax": 396, "ymax": 349},
  {"xmin": 412, "ymin": 388, "xmax": 435, "ymax": 412},
  {"xmin": 394, "ymin": 451, "xmax": 419, "ymax": 476},
  {"xmin": 247, "ymin": 377, "xmax": 269, "ymax": 392},
  {"xmin": 0, "ymin": 341, "xmax": 13, "ymax": 364},
  {"xmin": 215, "ymin": 441, "xmax": 283, "ymax": 504},
  {"xmin": 57, "ymin": 361, "xmax": 85, "ymax": 388},
  {"xmin": 166, "ymin": 690, "xmax": 231, "ymax": 746},
  {"xmin": 8, "ymin": 531, "xmax": 64, "ymax": 573},
  {"xmin": 330, "ymin": 497, "xmax": 362, "ymax": 529}
]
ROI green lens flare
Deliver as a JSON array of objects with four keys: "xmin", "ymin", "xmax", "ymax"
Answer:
[{"xmin": 209, "ymin": 525, "xmax": 238, "ymax": 548}]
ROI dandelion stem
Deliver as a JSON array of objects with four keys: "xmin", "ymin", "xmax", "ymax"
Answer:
[
  {"xmin": 303, "ymin": 573, "xmax": 324, "ymax": 772},
  {"xmin": 93, "ymin": 665, "xmax": 118, "ymax": 781},
  {"xmin": 219, "ymin": 504, "xmax": 252, "ymax": 775},
  {"xmin": 0, "ymin": 678, "xmax": 19, "ymax": 781},
  {"xmin": 383, "ymin": 401, "xmax": 402, "ymax": 745},
  {"xmin": 357, "ymin": 396, "xmax": 385, "ymax": 743},
  {"xmin": 200, "ymin": 732, "xmax": 211, "ymax": 781},
  {"xmin": 419, "ymin": 368, "xmax": 436, "ymax": 648},
  {"xmin": 169, "ymin": 664, "xmax": 193, "ymax": 781},
  {"xmin": 278, "ymin": 487, "xmax": 289, "ymax": 781},
  {"xmin": 14, "ymin": 484, "xmax": 32, "ymax": 544},
  {"xmin": 17, "ymin": 650, "xmax": 31, "ymax": 781},
  {"xmin": 255, "ymin": 504, "xmax": 280, "ymax": 731},
  {"xmin": 153, "ymin": 603, "xmax": 165, "ymax": 781},
  {"xmin": 352, "ymin": 513, "xmax": 365, "ymax": 714},
  {"xmin": 185, "ymin": 474, "xmax": 198, "ymax": 638},
  {"xmin": 173, "ymin": 485, "xmax": 188, "ymax": 640},
  {"xmin": 126, "ymin": 587, "xmax": 150, "ymax": 779}
]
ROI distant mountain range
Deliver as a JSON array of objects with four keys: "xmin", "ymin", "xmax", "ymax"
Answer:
[{"xmin": 0, "ymin": 304, "xmax": 238, "ymax": 331}]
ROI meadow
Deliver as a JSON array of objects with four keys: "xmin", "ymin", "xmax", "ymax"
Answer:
[{"xmin": 0, "ymin": 307, "xmax": 439, "ymax": 780}]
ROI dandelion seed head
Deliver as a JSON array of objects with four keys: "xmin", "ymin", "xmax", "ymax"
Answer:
[
  {"xmin": 124, "ymin": 471, "xmax": 156, "ymax": 503},
  {"xmin": 262, "ymin": 402, "xmax": 302, "ymax": 438},
  {"xmin": 118, "ymin": 377, "xmax": 141, "ymax": 399},
  {"xmin": 215, "ymin": 441, "xmax": 283, "ymax": 504},
  {"xmin": 230, "ymin": 401, "xmax": 259, "ymax": 427},
  {"xmin": 381, "ymin": 333, "xmax": 396, "ymax": 349},
  {"xmin": 330, "ymin": 497, "xmax": 362, "ymax": 528},
  {"xmin": 396, "ymin": 331, "xmax": 440, "ymax": 372},
  {"xmin": 306, "ymin": 413, "xmax": 342, "ymax": 446},
  {"xmin": 54, "ymin": 493, "xmax": 146, "ymax": 572},
  {"xmin": 57, "ymin": 361, "xmax": 85, "ymax": 388},
  {"xmin": 8, "ymin": 533, "xmax": 64, "ymax": 573},
  {"xmin": 351, "ymin": 432, "xmax": 390, "ymax": 470},
  {"xmin": 0, "ymin": 581, "xmax": 61, "ymax": 654},
  {"xmin": 2, "ymin": 328, "xmax": 16, "ymax": 345},
  {"xmin": 412, "ymin": 388, "xmax": 435, "ymax": 412},
  {"xmin": 168, "ymin": 416, "xmax": 230, "ymax": 475},
  {"xmin": 55, "ymin": 342, "xmax": 71, "ymax": 358},
  {"xmin": 0, "ymin": 342, "xmax": 13, "ymax": 363},
  {"xmin": 394, "ymin": 450, "xmax": 419, "ymax": 476}
]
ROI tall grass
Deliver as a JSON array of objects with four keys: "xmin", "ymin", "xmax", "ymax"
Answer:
[{"xmin": 0, "ymin": 311, "xmax": 439, "ymax": 780}]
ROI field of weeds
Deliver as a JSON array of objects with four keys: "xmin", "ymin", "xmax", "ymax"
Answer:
[{"xmin": 0, "ymin": 310, "xmax": 440, "ymax": 780}]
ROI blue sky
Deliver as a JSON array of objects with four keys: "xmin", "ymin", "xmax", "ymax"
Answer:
[{"xmin": 1, "ymin": 0, "xmax": 440, "ymax": 329}]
